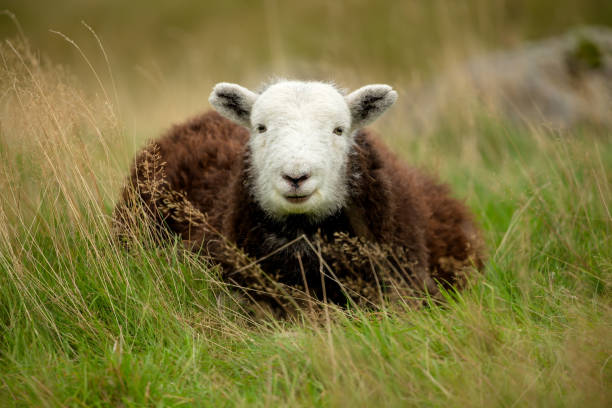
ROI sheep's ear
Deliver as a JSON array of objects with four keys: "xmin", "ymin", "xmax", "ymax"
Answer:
[
  {"xmin": 346, "ymin": 84, "xmax": 398, "ymax": 129},
  {"xmin": 209, "ymin": 82, "xmax": 258, "ymax": 127}
]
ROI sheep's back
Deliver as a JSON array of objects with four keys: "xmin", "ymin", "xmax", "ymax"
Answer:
[
  {"xmin": 153, "ymin": 111, "xmax": 248, "ymax": 218},
  {"xmin": 356, "ymin": 130, "xmax": 485, "ymax": 289},
  {"xmin": 117, "ymin": 111, "xmax": 248, "ymax": 243}
]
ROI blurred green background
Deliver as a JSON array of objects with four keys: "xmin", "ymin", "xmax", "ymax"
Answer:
[
  {"xmin": 2, "ymin": 0, "xmax": 610, "ymax": 144},
  {"xmin": 3, "ymin": 0, "xmax": 612, "ymax": 135},
  {"xmin": 3, "ymin": 0, "xmax": 612, "ymax": 81}
]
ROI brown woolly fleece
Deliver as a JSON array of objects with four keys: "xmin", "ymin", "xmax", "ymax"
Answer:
[{"xmin": 115, "ymin": 111, "xmax": 484, "ymax": 310}]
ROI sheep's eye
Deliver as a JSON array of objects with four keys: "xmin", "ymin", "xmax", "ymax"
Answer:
[
  {"xmin": 333, "ymin": 127, "xmax": 344, "ymax": 136},
  {"xmin": 256, "ymin": 124, "xmax": 267, "ymax": 133}
]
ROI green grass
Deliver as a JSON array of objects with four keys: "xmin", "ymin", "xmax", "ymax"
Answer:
[{"xmin": 1, "ymin": 5, "xmax": 611, "ymax": 405}]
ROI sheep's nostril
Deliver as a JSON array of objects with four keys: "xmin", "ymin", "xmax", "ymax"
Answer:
[{"xmin": 283, "ymin": 173, "xmax": 311, "ymax": 188}]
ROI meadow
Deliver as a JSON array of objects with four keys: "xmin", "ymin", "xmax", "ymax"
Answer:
[{"xmin": 0, "ymin": 1, "xmax": 610, "ymax": 406}]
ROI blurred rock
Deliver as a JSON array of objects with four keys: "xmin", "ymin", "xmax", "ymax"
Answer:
[{"xmin": 407, "ymin": 26, "xmax": 612, "ymax": 131}]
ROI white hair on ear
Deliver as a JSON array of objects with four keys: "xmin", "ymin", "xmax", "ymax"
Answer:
[
  {"xmin": 209, "ymin": 82, "xmax": 258, "ymax": 127},
  {"xmin": 345, "ymin": 84, "xmax": 397, "ymax": 130}
]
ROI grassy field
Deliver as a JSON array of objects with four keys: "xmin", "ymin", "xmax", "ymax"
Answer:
[{"xmin": 1, "ymin": 1, "xmax": 611, "ymax": 406}]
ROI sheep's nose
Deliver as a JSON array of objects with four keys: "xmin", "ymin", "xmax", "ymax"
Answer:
[{"xmin": 283, "ymin": 173, "xmax": 311, "ymax": 188}]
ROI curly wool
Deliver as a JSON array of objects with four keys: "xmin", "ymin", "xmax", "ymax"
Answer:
[{"xmin": 114, "ymin": 111, "xmax": 484, "ymax": 312}]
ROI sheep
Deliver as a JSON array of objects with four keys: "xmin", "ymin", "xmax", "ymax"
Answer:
[{"xmin": 114, "ymin": 80, "xmax": 484, "ymax": 312}]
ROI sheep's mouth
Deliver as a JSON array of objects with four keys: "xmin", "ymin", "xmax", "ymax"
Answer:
[{"xmin": 284, "ymin": 193, "xmax": 312, "ymax": 204}]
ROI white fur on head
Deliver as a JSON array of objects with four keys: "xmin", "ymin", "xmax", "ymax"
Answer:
[{"xmin": 209, "ymin": 80, "xmax": 397, "ymax": 220}]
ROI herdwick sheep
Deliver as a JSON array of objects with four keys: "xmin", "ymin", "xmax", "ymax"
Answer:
[{"xmin": 114, "ymin": 80, "xmax": 484, "ymax": 313}]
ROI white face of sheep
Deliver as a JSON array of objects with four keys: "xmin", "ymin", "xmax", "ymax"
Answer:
[{"xmin": 209, "ymin": 80, "xmax": 397, "ymax": 220}]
